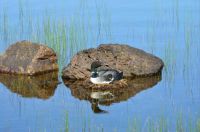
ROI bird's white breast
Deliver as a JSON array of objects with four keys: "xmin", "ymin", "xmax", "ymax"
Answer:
[{"xmin": 90, "ymin": 77, "xmax": 111, "ymax": 84}]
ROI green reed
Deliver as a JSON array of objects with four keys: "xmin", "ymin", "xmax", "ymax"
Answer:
[
  {"xmin": 65, "ymin": 112, "xmax": 69, "ymax": 132},
  {"xmin": 164, "ymin": 40, "xmax": 176, "ymax": 74},
  {"xmin": 2, "ymin": 8, "xmax": 8, "ymax": 42},
  {"xmin": 197, "ymin": 119, "xmax": 200, "ymax": 132},
  {"xmin": 63, "ymin": 113, "xmax": 200, "ymax": 132},
  {"xmin": 128, "ymin": 118, "xmax": 142, "ymax": 132},
  {"xmin": 163, "ymin": 40, "xmax": 177, "ymax": 95},
  {"xmin": 175, "ymin": 0, "xmax": 179, "ymax": 30},
  {"xmin": 147, "ymin": 26, "xmax": 156, "ymax": 54},
  {"xmin": 18, "ymin": 0, "xmax": 24, "ymax": 35},
  {"xmin": 182, "ymin": 25, "xmax": 196, "ymax": 97},
  {"xmin": 176, "ymin": 113, "xmax": 184, "ymax": 132},
  {"xmin": 41, "ymin": 18, "xmax": 68, "ymax": 70},
  {"xmin": 95, "ymin": 0, "xmax": 112, "ymax": 42},
  {"xmin": 183, "ymin": 25, "xmax": 192, "ymax": 76},
  {"xmin": 127, "ymin": 116, "xmax": 200, "ymax": 132}
]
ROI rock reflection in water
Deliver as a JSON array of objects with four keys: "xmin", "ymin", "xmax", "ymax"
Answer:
[
  {"xmin": 0, "ymin": 72, "xmax": 59, "ymax": 99},
  {"xmin": 63, "ymin": 74, "xmax": 162, "ymax": 113}
]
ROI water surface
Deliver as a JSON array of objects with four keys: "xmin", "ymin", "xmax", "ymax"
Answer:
[{"xmin": 0, "ymin": 0, "xmax": 200, "ymax": 131}]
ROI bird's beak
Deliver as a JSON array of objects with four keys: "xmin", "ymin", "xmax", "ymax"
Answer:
[{"xmin": 86, "ymin": 68, "xmax": 91, "ymax": 72}]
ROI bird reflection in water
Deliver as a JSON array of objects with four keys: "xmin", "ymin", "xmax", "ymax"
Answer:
[{"xmin": 63, "ymin": 73, "xmax": 162, "ymax": 114}]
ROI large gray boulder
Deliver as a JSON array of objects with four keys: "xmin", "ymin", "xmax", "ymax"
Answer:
[
  {"xmin": 62, "ymin": 44, "xmax": 164, "ymax": 79},
  {"xmin": 0, "ymin": 41, "xmax": 58, "ymax": 75}
]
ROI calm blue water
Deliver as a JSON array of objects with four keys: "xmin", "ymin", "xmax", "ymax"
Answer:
[{"xmin": 0, "ymin": 0, "xmax": 200, "ymax": 131}]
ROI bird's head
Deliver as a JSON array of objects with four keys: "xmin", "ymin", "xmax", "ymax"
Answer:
[
  {"xmin": 91, "ymin": 71, "xmax": 98, "ymax": 78},
  {"xmin": 91, "ymin": 61, "xmax": 102, "ymax": 72}
]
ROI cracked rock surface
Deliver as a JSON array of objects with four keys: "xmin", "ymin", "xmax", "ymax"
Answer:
[
  {"xmin": 62, "ymin": 44, "xmax": 164, "ymax": 79},
  {"xmin": 0, "ymin": 41, "xmax": 58, "ymax": 75}
]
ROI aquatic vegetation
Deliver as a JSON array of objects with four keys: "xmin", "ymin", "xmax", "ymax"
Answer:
[
  {"xmin": 18, "ymin": 0, "xmax": 24, "ymax": 35},
  {"xmin": 63, "ymin": 115, "xmax": 200, "ymax": 132},
  {"xmin": 183, "ymin": 25, "xmax": 192, "ymax": 76},
  {"xmin": 174, "ymin": 0, "xmax": 180, "ymax": 30},
  {"xmin": 176, "ymin": 114, "xmax": 184, "ymax": 132},
  {"xmin": 128, "ymin": 117, "xmax": 142, "ymax": 132},
  {"xmin": 2, "ymin": 8, "xmax": 9, "ymax": 42},
  {"xmin": 147, "ymin": 27, "xmax": 156, "ymax": 54},
  {"xmin": 0, "ymin": 0, "xmax": 112, "ymax": 73},
  {"xmin": 127, "ymin": 115, "xmax": 200, "ymax": 132},
  {"xmin": 65, "ymin": 112, "xmax": 69, "ymax": 132},
  {"xmin": 163, "ymin": 40, "xmax": 177, "ymax": 95},
  {"xmin": 95, "ymin": 0, "xmax": 112, "ymax": 42}
]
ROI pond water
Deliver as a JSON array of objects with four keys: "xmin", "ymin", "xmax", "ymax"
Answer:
[{"xmin": 0, "ymin": 0, "xmax": 200, "ymax": 131}]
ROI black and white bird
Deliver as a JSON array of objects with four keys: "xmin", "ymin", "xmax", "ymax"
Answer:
[{"xmin": 90, "ymin": 61, "xmax": 123, "ymax": 84}]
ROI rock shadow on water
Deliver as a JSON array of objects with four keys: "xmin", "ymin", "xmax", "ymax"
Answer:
[
  {"xmin": 0, "ymin": 71, "xmax": 59, "ymax": 99},
  {"xmin": 63, "ymin": 73, "xmax": 162, "ymax": 114}
]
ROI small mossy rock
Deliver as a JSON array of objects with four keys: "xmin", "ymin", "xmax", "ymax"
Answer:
[
  {"xmin": 0, "ymin": 41, "xmax": 58, "ymax": 75},
  {"xmin": 62, "ymin": 44, "xmax": 164, "ymax": 79}
]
